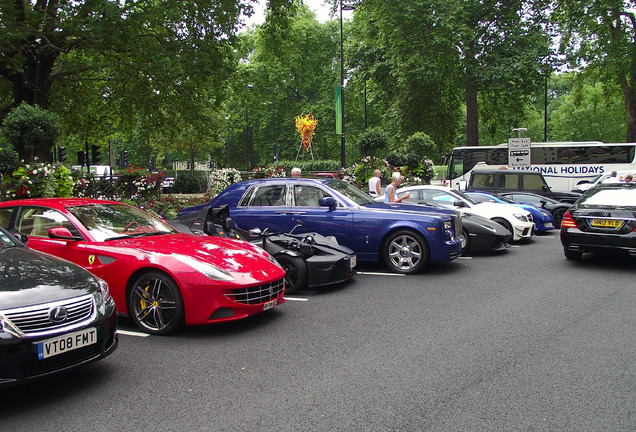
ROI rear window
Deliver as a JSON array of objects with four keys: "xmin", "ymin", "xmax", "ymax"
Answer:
[{"xmin": 582, "ymin": 187, "xmax": 636, "ymax": 207}]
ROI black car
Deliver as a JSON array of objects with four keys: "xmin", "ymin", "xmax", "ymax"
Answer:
[
  {"xmin": 168, "ymin": 205, "xmax": 357, "ymax": 294},
  {"xmin": 498, "ymin": 191, "xmax": 572, "ymax": 228},
  {"xmin": 560, "ymin": 183, "xmax": 636, "ymax": 260},
  {"xmin": 0, "ymin": 227, "xmax": 118, "ymax": 387},
  {"xmin": 462, "ymin": 169, "xmax": 581, "ymax": 203}
]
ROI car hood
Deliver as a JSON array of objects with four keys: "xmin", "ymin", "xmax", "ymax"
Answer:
[
  {"xmin": 0, "ymin": 247, "xmax": 97, "ymax": 310},
  {"xmin": 364, "ymin": 202, "xmax": 454, "ymax": 217},
  {"xmin": 110, "ymin": 233, "xmax": 284, "ymax": 282},
  {"xmin": 471, "ymin": 202, "xmax": 529, "ymax": 218}
]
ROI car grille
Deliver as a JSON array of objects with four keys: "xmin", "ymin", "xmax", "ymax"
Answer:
[
  {"xmin": 452, "ymin": 213, "xmax": 462, "ymax": 238},
  {"xmin": 227, "ymin": 278, "xmax": 285, "ymax": 305},
  {"xmin": 2, "ymin": 294, "xmax": 96, "ymax": 337},
  {"xmin": 19, "ymin": 344, "xmax": 101, "ymax": 379}
]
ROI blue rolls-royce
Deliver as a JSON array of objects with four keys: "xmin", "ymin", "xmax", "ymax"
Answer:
[{"xmin": 179, "ymin": 178, "xmax": 465, "ymax": 274}]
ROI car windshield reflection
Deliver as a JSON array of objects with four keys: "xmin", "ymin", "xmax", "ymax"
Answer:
[
  {"xmin": 325, "ymin": 180, "xmax": 375, "ymax": 206},
  {"xmin": 69, "ymin": 204, "xmax": 177, "ymax": 242}
]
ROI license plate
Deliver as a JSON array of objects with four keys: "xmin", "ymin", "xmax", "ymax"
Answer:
[
  {"xmin": 36, "ymin": 327, "xmax": 97, "ymax": 360},
  {"xmin": 263, "ymin": 299, "xmax": 277, "ymax": 311},
  {"xmin": 591, "ymin": 219, "xmax": 621, "ymax": 228},
  {"xmin": 350, "ymin": 256, "xmax": 357, "ymax": 268}
]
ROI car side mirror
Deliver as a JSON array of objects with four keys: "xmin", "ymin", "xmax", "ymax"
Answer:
[
  {"xmin": 48, "ymin": 227, "xmax": 84, "ymax": 241},
  {"xmin": 453, "ymin": 200, "xmax": 466, "ymax": 208},
  {"xmin": 12, "ymin": 232, "xmax": 29, "ymax": 245},
  {"xmin": 320, "ymin": 197, "xmax": 337, "ymax": 211},
  {"xmin": 542, "ymin": 185, "xmax": 550, "ymax": 192}
]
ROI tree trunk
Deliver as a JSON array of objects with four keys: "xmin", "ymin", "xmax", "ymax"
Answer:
[
  {"xmin": 619, "ymin": 75, "xmax": 636, "ymax": 143},
  {"xmin": 465, "ymin": 74, "xmax": 479, "ymax": 146}
]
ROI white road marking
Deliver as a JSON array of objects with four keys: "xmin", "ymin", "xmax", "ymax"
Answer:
[
  {"xmin": 117, "ymin": 330, "xmax": 149, "ymax": 337},
  {"xmin": 458, "ymin": 256, "xmax": 472, "ymax": 260},
  {"xmin": 283, "ymin": 296, "xmax": 309, "ymax": 301},
  {"xmin": 357, "ymin": 272, "xmax": 405, "ymax": 276}
]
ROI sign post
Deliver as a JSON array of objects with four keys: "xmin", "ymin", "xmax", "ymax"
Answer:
[{"xmin": 508, "ymin": 137, "xmax": 531, "ymax": 168}]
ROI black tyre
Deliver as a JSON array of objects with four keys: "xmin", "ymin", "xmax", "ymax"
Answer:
[
  {"xmin": 275, "ymin": 254, "xmax": 308, "ymax": 294},
  {"xmin": 553, "ymin": 208, "xmax": 565, "ymax": 229},
  {"xmin": 128, "ymin": 272, "xmax": 184, "ymax": 335},
  {"xmin": 564, "ymin": 248, "xmax": 582, "ymax": 260},
  {"xmin": 461, "ymin": 228, "xmax": 470, "ymax": 254},
  {"xmin": 382, "ymin": 230, "xmax": 429, "ymax": 274},
  {"xmin": 492, "ymin": 218, "xmax": 514, "ymax": 238}
]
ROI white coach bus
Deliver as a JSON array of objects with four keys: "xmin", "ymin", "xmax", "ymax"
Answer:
[{"xmin": 445, "ymin": 141, "xmax": 636, "ymax": 191}]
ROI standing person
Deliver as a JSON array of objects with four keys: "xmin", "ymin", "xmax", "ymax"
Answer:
[
  {"xmin": 384, "ymin": 172, "xmax": 410, "ymax": 203},
  {"xmin": 291, "ymin": 167, "xmax": 301, "ymax": 177},
  {"xmin": 604, "ymin": 171, "xmax": 620, "ymax": 183},
  {"xmin": 368, "ymin": 169, "xmax": 382, "ymax": 197},
  {"xmin": 625, "ymin": 174, "xmax": 633, "ymax": 183}
]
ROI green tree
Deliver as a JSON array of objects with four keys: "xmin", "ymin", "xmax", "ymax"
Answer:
[
  {"xmin": 1, "ymin": 103, "xmax": 60, "ymax": 160},
  {"xmin": 357, "ymin": 127, "xmax": 390, "ymax": 157},
  {"xmin": 554, "ymin": 0, "xmax": 636, "ymax": 142}
]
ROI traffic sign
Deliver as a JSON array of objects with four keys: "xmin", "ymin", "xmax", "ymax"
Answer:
[{"xmin": 508, "ymin": 138, "xmax": 531, "ymax": 167}]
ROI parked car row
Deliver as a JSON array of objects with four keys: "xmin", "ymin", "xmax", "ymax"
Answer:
[{"xmin": 2, "ymin": 175, "xmax": 633, "ymax": 387}]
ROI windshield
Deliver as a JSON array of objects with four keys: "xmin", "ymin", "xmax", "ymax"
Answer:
[
  {"xmin": 69, "ymin": 204, "xmax": 177, "ymax": 242},
  {"xmin": 580, "ymin": 186, "xmax": 636, "ymax": 208},
  {"xmin": 325, "ymin": 180, "xmax": 375, "ymax": 205}
]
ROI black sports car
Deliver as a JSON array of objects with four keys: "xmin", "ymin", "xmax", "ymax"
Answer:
[
  {"xmin": 0, "ymin": 227, "xmax": 118, "ymax": 387},
  {"xmin": 169, "ymin": 205, "xmax": 356, "ymax": 294},
  {"xmin": 498, "ymin": 191, "xmax": 571, "ymax": 228},
  {"xmin": 560, "ymin": 183, "xmax": 636, "ymax": 260}
]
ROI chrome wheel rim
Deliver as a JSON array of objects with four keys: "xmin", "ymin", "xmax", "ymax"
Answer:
[
  {"xmin": 388, "ymin": 234, "xmax": 422, "ymax": 271},
  {"xmin": 131, "ymin": 277, "xmax": 177, "ymax": 332}
]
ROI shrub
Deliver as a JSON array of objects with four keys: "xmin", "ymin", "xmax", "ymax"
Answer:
[
  {"xmin": 2, "ymin": 159, "xmax": 74, "ymax": 199},
  {"xmin": 172, "ymin": 171, "xmax": 208, "ymax": 194},
  {"xmin": 357, "ymin": 128, "xmax": 390, "ymax": 157},
  {"xmin": 0, "ymin": 148, "xmax": 20, "ymax": 175},
  {"xmin": 1, "ymin": 103, "xmax": 60, "ymax": 160},
  {"xmin": 208, "ymin": 168, "xmax": 242, "ymax": 194}
]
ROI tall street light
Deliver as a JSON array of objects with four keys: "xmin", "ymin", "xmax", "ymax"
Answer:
[
  {"xmin": 245, "ymin": 84, "xmax": 253, "ymax": 171},
  {"xmin": 225, "ymin": 115, "xmax": 230, "ymax": 168},
  {"xmin": 340, "ymin": 1, "xmax": 355, "ymax": 169}
]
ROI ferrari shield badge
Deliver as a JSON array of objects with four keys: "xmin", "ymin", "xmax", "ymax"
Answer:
[{"xmin": 88, "ymin": 255, "xmax": 96, "ymax": 265}]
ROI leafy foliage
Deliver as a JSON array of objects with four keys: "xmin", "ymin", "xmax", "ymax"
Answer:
[
  {"xmin": 1, "ymin": 103, "xmax": 60, "ymax": 161},
  {"xmin": 172, "ymin": 171, "xmax": 209, "ymax": 194},
  {"xmin": 357, "ymin": 127, "xmax": 391, "ymax": 157}
]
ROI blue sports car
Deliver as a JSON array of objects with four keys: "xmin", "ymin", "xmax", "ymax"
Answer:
[
  {"xmin": 465, "ymin": 191, "xmax": 555, "ymax": 232},
  {"xmin": 179, "ymin": 178, "xmax": 465, "ymax": 274}
]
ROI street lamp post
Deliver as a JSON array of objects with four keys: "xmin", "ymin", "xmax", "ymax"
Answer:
[
  {"xmin": 225, "ymin": 116, "xmax": 230, "ymax": 168},
  {"xmin": 339, "ymin": 1, "xmax": 355, "ymax": 169},
  {"xmin": 245, "ymin": 84, "xmax": 253, "ymax": 171}
]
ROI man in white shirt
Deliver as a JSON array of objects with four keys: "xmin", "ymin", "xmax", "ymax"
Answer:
[{"xmin": 368, "ymin": 169, "xmax": 381, "ymax": 196}]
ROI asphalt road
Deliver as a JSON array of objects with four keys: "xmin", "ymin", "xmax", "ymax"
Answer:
[{"xmin": 2, "ymin": 233, "xmax": 635, "ymax": 431}]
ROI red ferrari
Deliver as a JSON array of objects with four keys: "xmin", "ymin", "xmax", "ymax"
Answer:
[{"xmin": 0, "ymin": 198, "xmax": 286, "ymax": 335}]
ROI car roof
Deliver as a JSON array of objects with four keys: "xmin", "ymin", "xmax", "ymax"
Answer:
[{"xmin": 0, "ymin": 197, "xmax": 125, "ymax": 209}]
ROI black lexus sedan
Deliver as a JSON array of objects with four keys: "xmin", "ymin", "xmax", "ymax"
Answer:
[
  {"xmin": 560, "ymin": 183, "xmax": 636, "ymax": 260},
  {"xmin": 0, "ymin": 227, "xmax": 118, "ymax": 387}
]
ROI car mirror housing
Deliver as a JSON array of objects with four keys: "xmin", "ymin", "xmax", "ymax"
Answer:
[
  {"xmin": 320, "ymin": 197, "xmax": 337, "ymax": 211},
  {"xmin": 48, "ymin": 227, "xmax": 83, "ymax": 241}
]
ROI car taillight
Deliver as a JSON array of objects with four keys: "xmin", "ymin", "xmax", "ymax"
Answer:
[{"xmin": 561, "ymin": 211, "xmax": 578, "ymax": 228}]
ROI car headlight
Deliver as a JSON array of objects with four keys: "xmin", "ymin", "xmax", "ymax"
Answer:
[
  {"xmin": 540, "ymin": 210, "xmax": 549, "ymax": 217},
  {"xmin": 93, "ymin": 278, "xmax": 111, "ymax": 315},
  {"xmin": 174, "ymin": 254, "xmax": 235, "ymax": 282},
  {"xmin": 513, "ymin": 213, "xmax": 527, "ymax": 222},
  {"xmin": 444, "ymin": 220, "xmax": 452, "ymax": 230}
]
